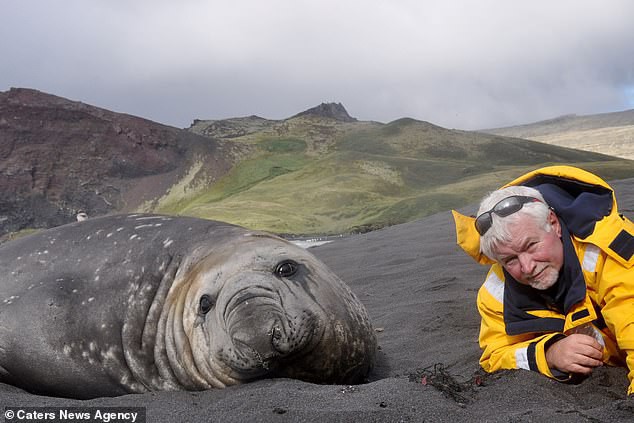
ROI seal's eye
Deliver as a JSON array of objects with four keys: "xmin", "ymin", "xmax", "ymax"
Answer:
[
  {"xmin": 199, "ymin": 294, "xmax": 214, "ymax": 315},
  {"xmin": 275, "ymin": 260, "xmax": 299, "ymax": 278}
]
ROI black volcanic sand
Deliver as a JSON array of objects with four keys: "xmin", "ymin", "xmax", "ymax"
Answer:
[{"xmin": 1, "ymin": 179, "xmax": 633, "ymax": 422}]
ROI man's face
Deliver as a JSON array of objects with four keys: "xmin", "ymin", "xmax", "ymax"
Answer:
[{"xmin": 492, "ymin": 210, "xmax": 564, "ymax": 290}]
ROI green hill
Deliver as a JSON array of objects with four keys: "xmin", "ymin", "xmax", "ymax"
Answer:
[{"xmin": 142, "ymin": 109, "xmax": 634, "ymax": 235}]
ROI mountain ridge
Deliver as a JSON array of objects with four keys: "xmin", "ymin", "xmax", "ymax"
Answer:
[
  {"xmin": 176, "ymin": 106, "xmax": 633, "ymax": 235},
  {"xmin": 2, "ymin": 87, "xmax": 633, "ymax": 236},
  {"xmin": 481, "ymin": 109, "xmax": 634, "ymax": 160}
]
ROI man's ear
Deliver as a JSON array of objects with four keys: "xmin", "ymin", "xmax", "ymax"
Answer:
[{"xmin": 548, "ymin": 209, "xmax": 561, "ymax": 237}]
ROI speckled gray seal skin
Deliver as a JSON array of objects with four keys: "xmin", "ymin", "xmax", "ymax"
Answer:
[{"xmin": 0, "ymin": 214, "xmax": 376, "ymax": 399}]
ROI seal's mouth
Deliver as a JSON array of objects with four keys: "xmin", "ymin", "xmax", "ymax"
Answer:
[
  {"xmin": 270, "ymin": 311, "xmax": 320, "ymax": 355},
  {"xmin": 230, "ymin": 336, "xmax": 278, "ymax": 372},
  {"xmin": 222, "ymin": 288, "xmax": 323, "ymax": 375}
]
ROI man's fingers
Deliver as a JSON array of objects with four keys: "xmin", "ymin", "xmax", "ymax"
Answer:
[
  {"xmin": 546, "ymin": 334, "xmax": 605, "ymax": 374},
  {"xmin": 569, "ymin": 333, "xmax": 603, "ymax": 351},
  {"xmin": 578, "ymin": 344, "xmax": 604, "ymax": 360},
  {"xmin": 577, "ymin": 354, "xmax": 603, "ymax": 368},
  {"xmin": 567, "ymin": 354, "xmax": 603, "ymax": 374},
  {"xmin": 569, "ymin": 363, "xmax": 595, "ymax": 375}
]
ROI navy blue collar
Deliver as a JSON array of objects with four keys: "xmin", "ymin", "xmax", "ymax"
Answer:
[
  {"xmin": 502, "ymin": 219, "xmax": 586, "ymax": 336},
  {"xmin": 531, "ymin": 180, "xmax": 612, "ymax": 239}
]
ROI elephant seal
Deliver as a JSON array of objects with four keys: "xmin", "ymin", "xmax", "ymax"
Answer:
[{"xmin": 0, "ymin": 214, "xmax": 376, "ymax": 399}]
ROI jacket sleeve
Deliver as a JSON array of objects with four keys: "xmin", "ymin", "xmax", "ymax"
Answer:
[
  {"xmin": 594, "ymin": 253, "xmax": 634, "ymax": 395},
  {"xmin": 477, "ymin": 267, "xmax": 570, "ymax": 381}
]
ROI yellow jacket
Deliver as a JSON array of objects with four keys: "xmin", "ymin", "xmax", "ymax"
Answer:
[{"xmin": 453, "ymin": 166, "xmax": 634, "ymax": 393}]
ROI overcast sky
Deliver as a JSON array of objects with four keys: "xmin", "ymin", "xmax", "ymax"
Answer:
[{"xmin": 2, "ymin": 0, "xmax": 633, "ymax": 130}]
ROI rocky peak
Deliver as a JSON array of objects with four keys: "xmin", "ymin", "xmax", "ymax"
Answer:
[{"xmin": 292, "ymin": 102, "xmax": 357, "ymax": 122}]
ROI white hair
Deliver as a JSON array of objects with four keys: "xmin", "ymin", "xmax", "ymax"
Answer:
[{"xmin": 477, "ymin": 185, "xmax": 552, "ymax": 260}]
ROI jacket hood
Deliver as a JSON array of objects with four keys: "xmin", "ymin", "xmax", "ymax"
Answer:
[
  {"xmin": 452, "ymin": 166, "xmax": 617, "ymax": 264},
  {"xmin": 522, "ymin": 176, "xmax": 613, "ymax": 240}
]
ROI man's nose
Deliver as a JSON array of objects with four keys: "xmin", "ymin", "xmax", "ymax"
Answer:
[{"xmin": 519, "ymin": 254, "xmax": 535, "ymax": 275}]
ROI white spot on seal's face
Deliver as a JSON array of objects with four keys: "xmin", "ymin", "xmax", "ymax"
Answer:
[
  {"xmin": 3, "ymin": 295, "xmax": 19, "ymax": 305},
  {"xmin": 134, "ymin": 224, "xmax": 163, "ymax": 230},
  {"xmin": 134, "ymin": 216, "xmax": 171, "ymax": 221}
]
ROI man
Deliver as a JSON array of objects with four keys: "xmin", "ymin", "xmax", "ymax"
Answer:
[{"xmin": 452, "ymin": 165, "xmax": 634, "ymax": 393}]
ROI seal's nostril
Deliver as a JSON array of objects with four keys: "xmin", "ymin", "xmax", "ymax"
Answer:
[
  {"xmin": 271, "ymin": 324, "xmax": 291, "ymax": 354},
  {"xmin": 272, "ymin": 325, "xmax": 283, "ymax": 341}
]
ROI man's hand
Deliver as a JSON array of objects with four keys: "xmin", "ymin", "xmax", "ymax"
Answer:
[{"xmin": 545, "ymin": 334, "xmax": 604, "ymax": 375}]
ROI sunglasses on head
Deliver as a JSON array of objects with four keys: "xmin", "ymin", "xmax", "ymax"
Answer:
[{"xmin": 475, "ymin": 195, "xmax": 543, "ymax": 236}]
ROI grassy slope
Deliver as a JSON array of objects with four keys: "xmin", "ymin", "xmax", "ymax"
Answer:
[{"xmin": 150, "ymin": 117, "xmax": 634, "ymax": 235}]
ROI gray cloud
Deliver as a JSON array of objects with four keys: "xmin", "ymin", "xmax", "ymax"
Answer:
[{"xmin": 1, "ymin": 0, "xmax": 633, "ymax": 129}]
